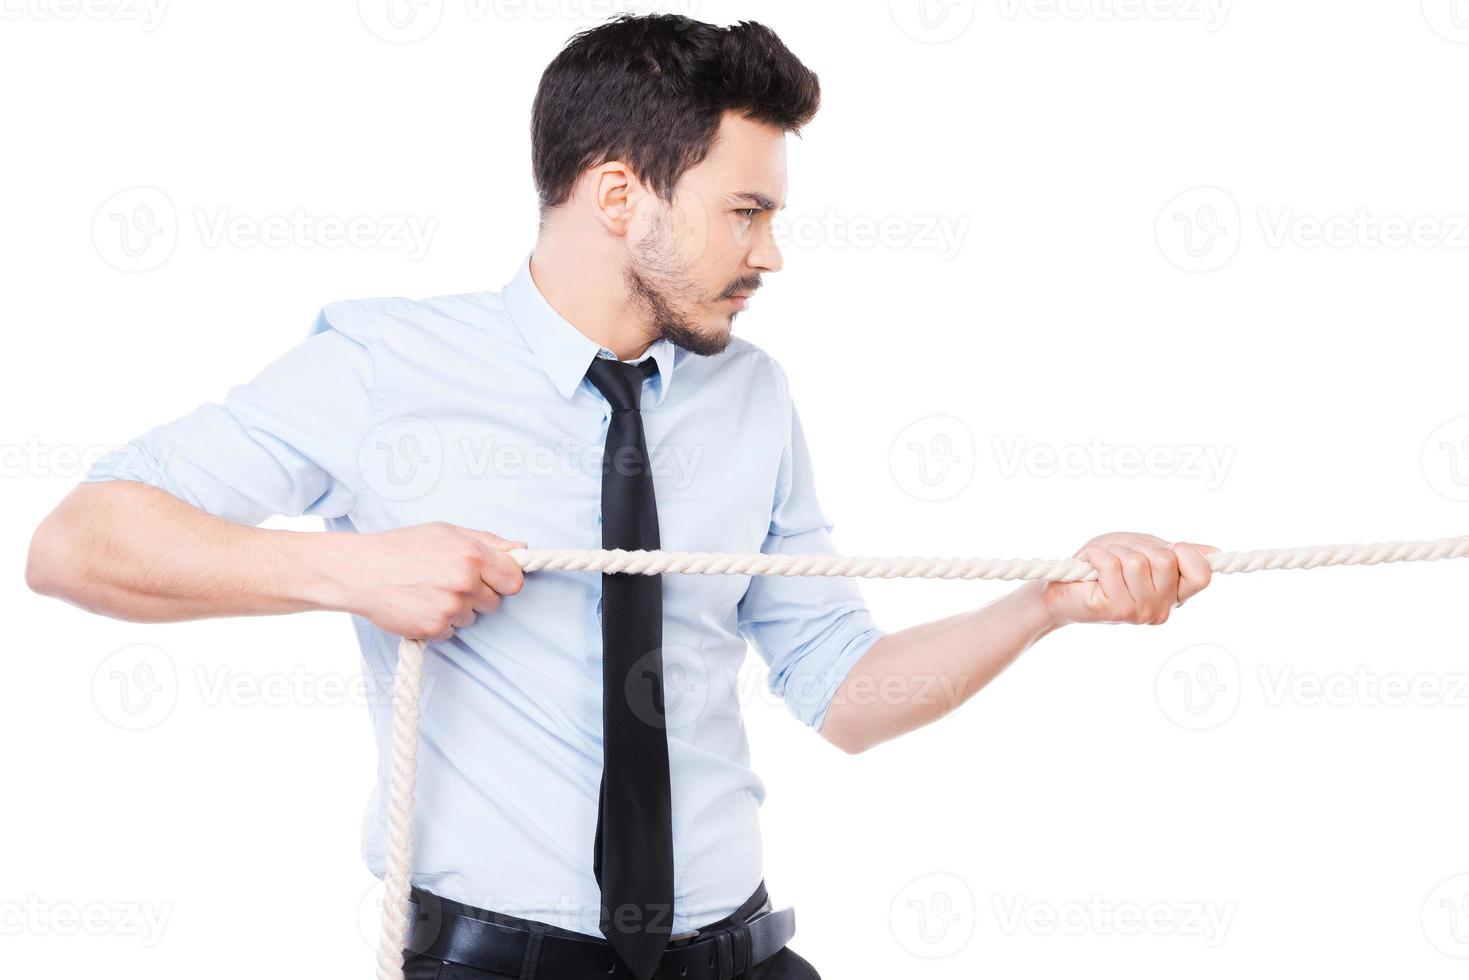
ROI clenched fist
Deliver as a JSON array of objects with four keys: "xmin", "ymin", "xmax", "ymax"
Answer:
[
  {"xmin": 324, "ymin": 522, "xmax": 528, "ymax": 641},
  {"xmin": 1041, "ymin": 531, "xmax": 1217, "ymax": 627}
]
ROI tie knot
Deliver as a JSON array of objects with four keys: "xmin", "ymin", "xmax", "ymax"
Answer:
[{"xmin": 585, "ymin": 355, "xmax": 658, "ymax": 412}]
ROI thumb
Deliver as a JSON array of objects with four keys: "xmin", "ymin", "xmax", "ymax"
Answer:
[{"xmin": 468, "ymin": 529, "xmax": 529, "ymax": 552}]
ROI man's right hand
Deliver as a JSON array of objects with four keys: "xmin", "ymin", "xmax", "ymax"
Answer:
[{"xmin": 320, "ymin": 522, "xmax": 528, "ymax": 641}]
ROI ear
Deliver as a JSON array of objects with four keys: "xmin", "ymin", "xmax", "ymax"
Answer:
[{"xmin": 587, "ymin": 161, "xmax": 643, "ymax": 238}]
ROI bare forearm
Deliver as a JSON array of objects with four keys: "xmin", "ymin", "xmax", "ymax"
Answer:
[
  {"xmin": 27, "ymin": 480, "xmax": 528, "ymax": 639},
  {"xmin": 818, "ymin": 580, "xmax": 1061, "ymax": 754},
  {"xmin": 25, "ymin": 481, "xmax": 343, "ymax": 622}
]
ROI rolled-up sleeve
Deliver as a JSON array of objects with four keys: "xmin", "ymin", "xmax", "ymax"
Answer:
[
  {"xmin": 737, "ymin": 383, "xmax": 885, "ymax": 732},
  {"xmin": 84, "ymin": 305, "xmax": 378, "ymax": 525}
]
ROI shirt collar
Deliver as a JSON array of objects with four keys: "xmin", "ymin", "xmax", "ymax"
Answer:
[{"xmin": 503, "ymin": 250, "xmax": 675, "ymax": 408}]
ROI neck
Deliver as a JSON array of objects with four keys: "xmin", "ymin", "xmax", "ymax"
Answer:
[{"xmin": 529, "ymin": 231, "xmax": 655, "ymax": 361}]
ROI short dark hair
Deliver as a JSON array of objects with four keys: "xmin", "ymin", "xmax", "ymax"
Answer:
[{"xmin": 531, "ymin": 14, "xmax": 820, "ymax": 211}]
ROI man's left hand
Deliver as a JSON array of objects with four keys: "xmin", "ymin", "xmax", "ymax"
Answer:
[{"xmin": 1041, "ymin": 531, "xmax": 1217, "ymax": 627}]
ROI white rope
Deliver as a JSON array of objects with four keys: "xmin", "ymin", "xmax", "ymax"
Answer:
[
  {"xmin": 375, "ymin": 637, "xmax": 426, "ymax": 980},
  {"xmin": 372, "ymin": 532, "xmax": 1469, "ymax": 977}
]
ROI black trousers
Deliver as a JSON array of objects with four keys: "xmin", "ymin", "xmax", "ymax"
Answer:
[{"xmin": 402, "ymin": 880, "xmax": 821, "ymax": 980}]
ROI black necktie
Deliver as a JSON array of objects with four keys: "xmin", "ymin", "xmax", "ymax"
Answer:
[{"xmin": 585, "ymin": 355, "xmax": 673, "ymax": 980}]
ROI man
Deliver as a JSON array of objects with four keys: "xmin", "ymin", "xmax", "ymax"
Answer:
[{"xmin": 26, "ymin": 14, "xmax": 1215, "ymax": 979}]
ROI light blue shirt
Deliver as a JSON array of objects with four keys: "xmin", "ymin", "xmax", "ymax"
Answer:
[{"xmin": 86, "ymin": 251, "xmax": 886, "ymax": 935}]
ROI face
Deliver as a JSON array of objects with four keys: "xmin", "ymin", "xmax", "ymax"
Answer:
[{"xmin": 623, "ymin": 111, "xmax": 787, "ymax": 357}]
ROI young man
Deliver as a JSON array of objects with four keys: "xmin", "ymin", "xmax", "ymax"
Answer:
[{"xmin": 27, "ymin": 14, "xmax": 1215, "ymax": 979}]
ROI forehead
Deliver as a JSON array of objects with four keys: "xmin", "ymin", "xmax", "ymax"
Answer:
[{"xmin": 680, "ymin": 110, "xmax": 788, "ymax": 204}]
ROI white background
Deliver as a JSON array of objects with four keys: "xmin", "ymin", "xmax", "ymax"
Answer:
[{"xmin": 4, "ymin": 1, "xmax": 1469, "ymax": 977}]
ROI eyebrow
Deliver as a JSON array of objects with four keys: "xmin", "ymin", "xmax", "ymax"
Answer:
[{"xmin": 726, "ymin": 191, "xmax": 785, "ymax": 211}]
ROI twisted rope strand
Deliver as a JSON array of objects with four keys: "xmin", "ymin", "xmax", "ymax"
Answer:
[
  {"xmin": 507, "ymin": 534, "xmax": 1469, "ymax": 582},
  {"xmin": 376, "ymin": 637, "xmax": 425, "ymax": 980},
  {"xmin": 374, "ymin": 533, "xmax": 1469, "ymax": 977}
]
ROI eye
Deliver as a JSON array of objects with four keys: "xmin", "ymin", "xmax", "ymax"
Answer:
[{"xmin": 735, "ymin": 208, "xmax": 761, "ymax": 220}]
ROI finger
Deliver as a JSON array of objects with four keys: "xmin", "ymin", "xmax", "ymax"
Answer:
[
  {"xmin": 449, "ymin": 603, "xmax": 477, "ymax": 631},
  {"xmin": 1173, "ymin": 542, "xmax": 1215, "ymax": 604},
  {"xmin": 1107, "ymin": 545, "xmax": 1154, "ymax": 617},
  {"xmin": 480, "ymin": 549, "xmax": 526, "ymax": 596},
  {"xmin": 468, "ymin": 529, "xmax": 529, "ymax": 552},
  {"xmin": 1083, "ymin": 545, "xmax": 1131, "ymax": 617},
  {"xmin": 469, "ymin": 580, "xmax": 503, "ymax": 615},
  {"xmin": 1141, "ymin": 545, "xmax": 1180, "ymax": 603}
]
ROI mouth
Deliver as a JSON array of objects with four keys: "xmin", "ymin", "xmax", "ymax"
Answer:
[{"xmin": 725, "ymin": 293, "xmax": 752, "ymax": 311}]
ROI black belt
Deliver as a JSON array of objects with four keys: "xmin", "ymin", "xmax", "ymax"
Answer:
[{"xmin": 405, "ymin": 893, "xmax": 795, "ymax": 980}]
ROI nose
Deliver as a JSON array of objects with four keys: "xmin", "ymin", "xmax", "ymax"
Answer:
[{"xmin": 746, "ymin": 221, "xmax": 783, "ymax": 274}]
